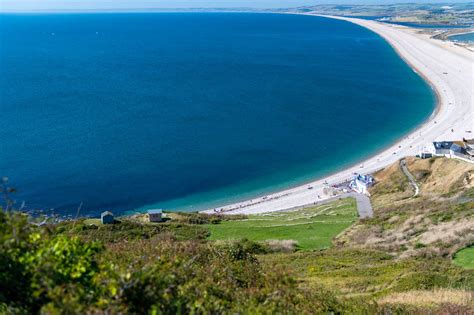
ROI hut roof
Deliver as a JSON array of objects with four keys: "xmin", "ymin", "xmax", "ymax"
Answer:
[{"xmin": 147, "ymin": 209, "xmax": 162, "ymax": 214}]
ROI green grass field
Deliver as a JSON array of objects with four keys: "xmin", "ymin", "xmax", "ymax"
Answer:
[
  {"xmin": 453, "ymin": 246, "xmax": 474, "ymax": 269},
  {"xmin": 206, "ymin": 198, "xmax": 358, "ymax": 251}
]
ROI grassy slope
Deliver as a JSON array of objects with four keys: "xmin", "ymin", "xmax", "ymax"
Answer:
[
  {"xmin": 206, "ymin": 198, "xmax": 357, "ymax": 251},
  {"xmin": 259, "ymin": 157, "xmax": 474, "ymax": 312},
  {"xmin": 38, "ymin": 157, "xmax": 473, "ymax": 313},
  {"xmin": 260, "ymin": 248, "xmax": 473, "ymax": 299},
  {"xmin": 453, "ymin": 246, "xmax": 474, "ymax": 269},
  {"xmin": 336, "ymin": 157, "xmax": 474, "ymax": 258}
]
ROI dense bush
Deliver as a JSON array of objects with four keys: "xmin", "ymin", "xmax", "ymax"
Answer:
[
  {"xmin": 57, "ymin": 220, "xmax": 210, "ymax": 243},
  {"xmin": 2, "ymin": 208, "xmax": 470, "ymax": 314},
  {"xmin": 0, "ymin": 212, "xmax": 104, "ymax": 313},
  {"xmin": 1, "ymin": 211, "xmax": 370, "ymax": 314},
  {"xmin": 174, "ymin": 212, "xmax": 247, "ymax": 225}
]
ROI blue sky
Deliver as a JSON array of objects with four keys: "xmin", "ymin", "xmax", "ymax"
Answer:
[{"xmin": 1, "ymin": 0, "xmax": 471, "ymax": 11}]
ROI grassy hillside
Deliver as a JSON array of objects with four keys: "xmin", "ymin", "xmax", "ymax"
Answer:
[
  {"xmin": 1, "ymin": 156, "xmax": 473, "ymax": 314},
  {"xmin": 336, "ymin": 157, "xmax": 474, "ymax": 259},
  {"xmin": 260, "ymin": 247, "xmax": 472, "ymax": 309},
  {"xmin": 206, "ymin": 198, "xmax": 357, "ymax": 251},
  {"xmin": 258, "ymin": 157, "xmax": 474, "ymax": 313},
  {"xmin": 1, "ymin": 210, "xmax": 378, "ymax": 314}
]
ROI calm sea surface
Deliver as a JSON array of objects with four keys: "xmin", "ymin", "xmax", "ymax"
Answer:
[{"xmin": 0, "ymin": 13, "xmax": 435, "ymax": 216}]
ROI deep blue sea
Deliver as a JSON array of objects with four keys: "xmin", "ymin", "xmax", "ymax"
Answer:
[{"xmin": 0, "ymin": 13, "xmax": 435, "ymax": 216}]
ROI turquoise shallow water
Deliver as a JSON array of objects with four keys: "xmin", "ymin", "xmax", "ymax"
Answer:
[{"xmin": 0, "ymin": 13, "xmax": 435, "ymax": 216}]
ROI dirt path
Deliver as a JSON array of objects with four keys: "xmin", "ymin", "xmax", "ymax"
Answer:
[{"xmin": 400, "ymin": 159, "xmax": 420, "ymax": 197}]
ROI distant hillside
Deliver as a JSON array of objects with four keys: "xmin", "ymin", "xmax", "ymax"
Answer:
[{"xmin": 283, "ymin": 3, "xmax": 474, "ymax": 27}]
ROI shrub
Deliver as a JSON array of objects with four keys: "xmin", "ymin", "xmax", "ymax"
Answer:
[
  {"xmin": 415, "ymin": 242, "xmax": 427, "ymax": 249},
  {"xmin": 2, "ymin": 211, "xmax": 370, "ymax": 314},
  {"xmin": 412, "ymin": 169, "xmax": 432, "ymax": 182},
  {"xmin": 175, "ymin": 213, "xmax": 247, "ymax": 225},
  {"xmin": 0, "ymin": 212, "xmax": 104, "ymax": 313}
]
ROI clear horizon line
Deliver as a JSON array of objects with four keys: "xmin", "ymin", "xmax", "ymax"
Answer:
[{"xmin": 0, "ymin": 8, "xmax": 279, "ymax": 13}]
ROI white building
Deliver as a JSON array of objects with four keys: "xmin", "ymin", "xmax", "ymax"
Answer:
[
  {"xmin": 350, "ymin": 174, "xmax": 374, "ymax": 195},
  {"xmin": 430, "ymin": 139, "xmax": 474, "ymax": 163},
  {"xmin": 147, "ymin": 209, "xmax": 163, "ymax": 222},
  {"xmin": 431, "ymin": 141, "xmax": 453, "ymax": 156}
]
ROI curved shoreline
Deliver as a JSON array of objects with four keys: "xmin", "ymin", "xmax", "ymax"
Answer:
[{"xmin": 202, "ymin": 14, "xmax": 473, "ymax": 215}]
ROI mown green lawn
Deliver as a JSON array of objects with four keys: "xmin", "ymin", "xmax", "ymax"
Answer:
[
  {"xmin": 206, "ymin": 198, "xmax": 358, "ymax": 251},
  {"xmin": 453, "ymin": 246, "xmax": 474, "ymax": 269}
]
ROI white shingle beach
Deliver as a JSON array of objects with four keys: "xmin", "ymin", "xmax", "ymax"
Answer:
[{"xmin": 202, "ymin": 15, "xmax": 474, "ymax": 215}]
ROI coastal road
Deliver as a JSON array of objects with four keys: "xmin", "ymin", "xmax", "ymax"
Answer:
[
  {"xmin": 353, "ymin": 193, "xmax": 373, "ymax": 219},
  {"xmin": 202, "ymin": 14, "xmax": 473, "ymax": 215}
]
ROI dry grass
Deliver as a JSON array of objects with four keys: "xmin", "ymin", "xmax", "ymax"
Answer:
[
  {"xmin": 370, "ymin": 157, "xmax": 474, "ymax": 205},
  {"xmin": 378, "ymin": 288, "xmax": 473, "ymax": 309},
  {"xmin": 418, "ymin": 219, "xmax": 474, "ymax": 245},
  {"xmin": 264, "ymin": 239, "xmax": 298, "ymax": 253},
  {"xmin": 370, "ymin": 161, "xmax": 413, "ymax": 208},
  {"xmin": 406, "ymin": 157, "xmax": 474, "ymax": 198}
]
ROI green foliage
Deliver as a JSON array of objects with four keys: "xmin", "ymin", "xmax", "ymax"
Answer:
[
  {"xmin": 57, "ymin": 220, "xmax": 210, "ymax": 243},
  {"xmin": 0, "ymin": 212, "xmax": 38, "ymax": 312},
  {"xmin": 235, "ymin": 238, "xmax": 270, "ymax": 255},
  {"xmin": 1, "ymin": 177, "xmax": 471, "ymax": 314},
  {"xmin": 2, "ymin": 156, "xmax": 473, "ymax": 314},
  {"xmin": 174, "ymin": 212, "xmax": 247, "ymax": 225},
  {"xmin": 0, "ymin": 211, "xmax": 102, "ymax": 313},
  {"xmin": 1, "ymin": 211, "xmax": 377, "ymax": 314},
  {"xmin": 218, "ymin": 238, "xmax": 266, "ymax": 259},
  {"xmin": 415, "ymin": 242, "xmax": 426, "ymax": 249}
]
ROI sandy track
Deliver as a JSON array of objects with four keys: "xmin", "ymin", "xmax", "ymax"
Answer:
[{"xmin": 202, "ymin": 15, "xmax": 473, "ymax": 215}]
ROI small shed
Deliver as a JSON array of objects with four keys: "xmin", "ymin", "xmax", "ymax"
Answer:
[
  {"xmin": 420, "ymin": 152, "xmax": 433, "ymax": 159},
  {"xmin": 101, "ymin": 211, "xmax": 114, "ymax": 224},
  {"xmin": 148, "ymin": 209, "xmax": 163, "ymax": 222}
]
